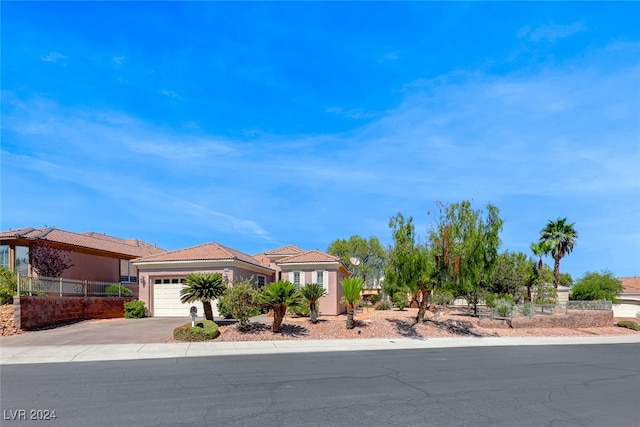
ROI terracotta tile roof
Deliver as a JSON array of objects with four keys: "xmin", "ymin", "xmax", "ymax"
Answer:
[
  {"xmin": 258, "ymin": 245, "xmax": 305, "ymax": 257},
  {"xmin": 0, "ymin": 227, "xmax": 164, "ymax": 258},
  {"xmin": 276, "ymin": 249, "xmax": 342, "ymax": 265},
  {"xmin": 135, "ymin": 242, "xmax": 273, "ymax": 271},
  {"xmin": 619, "ymin": 277, "xmax": 640, "ymax": 294}
]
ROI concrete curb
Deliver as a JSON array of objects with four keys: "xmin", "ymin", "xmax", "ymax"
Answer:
[{"xmin": 2, "ymin": 335, "xmax": 639, "ymax": 365}]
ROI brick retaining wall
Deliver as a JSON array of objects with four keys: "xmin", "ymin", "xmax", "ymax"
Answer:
[
  {"xmin": 13, "ymin": 296, "xmax": 136, "ymax": 330},
  {"xmin": 478, "ymin": 310, "xmax": 613, "ymax": 329}
]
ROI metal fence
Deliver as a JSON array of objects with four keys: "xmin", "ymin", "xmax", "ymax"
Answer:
[
  {"xmin": 16, "ymin": 274, "xmax": 138, "ymax": 297},
  {"xmin": 477, "ymin": 300, "xmax": 613, "ymax": 321}
]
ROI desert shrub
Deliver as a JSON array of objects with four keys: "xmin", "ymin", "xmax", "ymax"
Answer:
[
  {"xmin": 105, "ymin": 284, "xmax": 132, "ymax": 297},
  {"xmin": 223, "ymin": 281, "xmax": 260, "ymax": 330},
  {"xmin": 486, "ymin": 293, "xmax": 514, "ymax": 309},
  {"xmin": 0, "ymin": 267, "xmax": 17, "ymax": 305},
  {"xmin": 393, "ymin": 292, "xmax": 408, "ymax": 310},
  {"xmin": 124, "ymin": 300, "xmax": 147, "ymax": 318},
  {"xmin": 287, "ymin": 303, "xmax": 310, "ymax": 317},
  {"xmin": 518, "ymin": 302, "xmax": 535, "ymax": 318},
  {"xmin": 616, "ymin": 320, "xmax": 639, "ymax": 331},
  {"xmin": 216, "ymin": 295, "xmax": 234, "ymax": 319},
  {"xmin": 493, "ymin": 297, "xmax": 514, "ymax": 317},
  {"xmin": 374, "ymin": 300, "xmax": 391, "ymax": 310},
  {"xmin": 367, "ymin": 294, "xmax": 382, "ymax": 305},
  {"xmin": 430, "ymin": 289, "xmax": 455, "ymax": 306},
  {"xmin": 173, "ymin": 320, "xmax": 220, "ymax": 341}
]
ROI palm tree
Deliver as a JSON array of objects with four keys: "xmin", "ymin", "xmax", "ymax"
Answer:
[
  {"xmin": 539, "ymin": 218, "xmax": 578, "ymax": 289},
  {"xmin": 340, "ymin": 277, "xmax": 363, "ymax": 330},
  {"xmin": 300, "ymin": 283, "xmax": 327, "ymax": 324},
  {"xmin": 529, "ymin": 240, "xmax": 552, "ymax": 301},
  {"xmin": 180, "ymin": 273, "xmax": 226, "ymax": 321},
  {"xmin": 257, "ymin": 280, "xmax": 302, "ymax": 332}
]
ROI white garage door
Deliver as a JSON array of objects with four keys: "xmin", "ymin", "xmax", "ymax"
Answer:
[
  {"xmin": 613, "ymin": 303, "xmax": 640, "ymax": 318},
  {"xmin": 153, "ymin": 280, "xmax": 217, "ymax": 318}
]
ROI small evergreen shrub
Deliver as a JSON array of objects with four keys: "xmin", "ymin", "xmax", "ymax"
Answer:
[
  {"xmin": 518, "ymin": 302, "xmax": 535, "ymax": 318},
  {"xmin": 486, "ymin": 293, "xmax": 514, "ymax": 308},
  {"xmin": 287, "ymin": 304, "xmax": 310, "ymax": 317},
  {"xmin": 173, "ymin": 320, "xmax": 220, "ymax": 341},
  {"xmin": 105, "ymin": 284, "xmax": 132, "ymax": 297},
  {"xmin": 124, "ymin": 300, "xmax": 147, "ymax": 318},
  {"xmin": 374, "ymin": 300, "xmax": 391, "ymax": 310},
  {"xmin": 217, "ymin": 295, "xmax": 234, "ymax": 319},
  {"xmin": 0, "ymin": 267, "xmax": 17, "ymax": 305},
  {"xmin": 393, "ymin": 292, "xmax": 408, "ymax": 310},
  {"xmin": 617, "ymin": 320, "xmax": 639, "ymax": 331},
  {"xmin": 493, "ymin": 297, "xmax": 514, "ymax": 317}
]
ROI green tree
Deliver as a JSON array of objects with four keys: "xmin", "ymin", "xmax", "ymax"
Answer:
[
  {"xmin": 539, "ymin": 218, "xmax": 578, "ymax": 289},
  {"xmin": 340, "ymin": 277, "xmax": 363, "ymax": 329},
  {"xmin": 300, "ymin": 283, "xmax": 327, "ymax": 324},
  {"xmin": 490, "ymin": 251, "xmax": 534, "ymax": 301},
  {"xmin": 180, "ymin": 273, "xmax": 226, "ymax": 321},
  {"xmin": 430, "ymin": 201, "xmax": 503, "ymax": 315},
  {"xmin": 223, "ymin": 279, "xmax": 260, "ymax": 330},
  {"xmin": 571, "ymin": 271, "xmax": 623, "ymax": 303},
  {"xmin": 257, "ymin": 280, "xmax": 302, "ymax": 332},
  {"xmin": 384, "ymin": 212, "xmax": 433, "ymax": 322},
  {"xmin": 327, "ymin": 235, "xmax": 385, "ymax": 287}
]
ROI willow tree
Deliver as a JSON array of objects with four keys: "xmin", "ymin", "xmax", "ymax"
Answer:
[
  {"xmin": 429, "ymin": 201, "xmax": 503, "ymax": 315},
  {"xmin": 384, "ymin": 213, "xmax": 433, "ymax": 323}
]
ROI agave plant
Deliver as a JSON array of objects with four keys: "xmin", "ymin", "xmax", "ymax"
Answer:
[
  {"xmin": 257, "ymin": 280, "xmax": 302, "ymax": 332},
  {"xmin": 180, "ymin": 273, "xmax": 226, "ymax": 321},
  {"xmin": 300, "ymin": 283, "xmax": 327, "ymax": 324},
  {"xmin": 340, "ymin": 277, "xmax": 363, "ymax": 329}
]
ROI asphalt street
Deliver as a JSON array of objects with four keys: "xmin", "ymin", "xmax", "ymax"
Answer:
[{"xmin": 2, "ymin": 343, "xmax": 639, "ymax": 427}]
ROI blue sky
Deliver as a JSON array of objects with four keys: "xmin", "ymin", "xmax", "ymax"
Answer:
[{"xmin": 2, "ymin": 2, "xmax": 639, "ymax": 279}]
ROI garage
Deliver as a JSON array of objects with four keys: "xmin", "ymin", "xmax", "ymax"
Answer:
[{"xmin": 152, "ymin": 278, "xmax": 215, "ymax": 318}]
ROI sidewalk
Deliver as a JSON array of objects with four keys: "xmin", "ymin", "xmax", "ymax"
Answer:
[{"xmin": 2, "ymin": 335, "xmax": 639, "ymax": 365}]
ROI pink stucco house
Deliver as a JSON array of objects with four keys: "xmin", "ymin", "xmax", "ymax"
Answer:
[
  {"xmin": 134, "ymin": 243, "xmax": 350, "ymax": 318},
  {"xmin": 0, "ymin": 227, "xmax": 164, "ymax": 283}
]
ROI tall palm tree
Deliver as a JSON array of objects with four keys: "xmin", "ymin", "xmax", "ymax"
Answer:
[
  {"xmin": 257, "ymin": 280, "xmax": 302, "ymax": 332},
  {"xmin": 180, "ymin": 273, "xmax": 227, "ymax": 321},
  {"xmin": 340, "ymin": 277, "xmax": 363, "ymax": 330},
  {"xmin": 539, "ymin": 218, "xmax": 578, "ymax": 289},
  {"xmin": 529, "ymin": 240, "xmax": 551, "ymax": 301},
  {"xmin": 300, "ymin": 283, "xmax": 327, "ymax": 324}
]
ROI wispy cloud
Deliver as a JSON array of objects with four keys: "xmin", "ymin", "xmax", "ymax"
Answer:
[
  {"xmin": 112, "ymin": 56, "xmax": 125, "ymax": 67},
  {"xmin": 159, "ymin": 89, "xmax": 179, "ymax": 98},
  {"xmin": 41, "ymin": 52, "xmax": 67, "ymax": 63},
  {"xmin": 518, "ymin": 21, "xmax": 585, "ymax": 42}
]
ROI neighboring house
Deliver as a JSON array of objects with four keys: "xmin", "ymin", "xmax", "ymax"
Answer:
[
  {"xmin": 0, "ymin": 227, "xmax": 164, "ymax": 283},
  {"xmin": 134, "ymin": 242, "xmax": 276, "ymax": 317},
  {"xmin": 255, "ymin": 246, "xmax": 351, "ymax": 316},
  {"xmin": 134, "ymin": 243, "xmax": 351, "ymax": 318},
  {"xmin": 614, "ymin": 277, "xmax": 640, "ymax": 318}
]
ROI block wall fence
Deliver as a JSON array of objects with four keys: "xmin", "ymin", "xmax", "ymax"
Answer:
[{"xmin": 13, "ymin": 296, "xmax": 135, "ymax": 331}]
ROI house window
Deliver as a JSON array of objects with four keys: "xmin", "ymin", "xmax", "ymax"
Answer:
[
  {"xmin": 293, "ymin": 271, "xmax": 301, "ymax": 288},
  {"xmin": 256, "ymin": 275, "xmax": 266, "ymax": 289},
  {"xmin": 316, "ymin": 271, "xmax": 323, "ymax": 286},
  {"xmin": 154, "ymin": 278, "xmax": 185, "ymax": 285}
]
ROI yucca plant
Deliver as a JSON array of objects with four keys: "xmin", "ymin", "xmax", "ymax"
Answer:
[
  {"xmin": 180, "ymin": 273, "xmax": 226, "ymax": 321},
  {"xmin": 300, "ymin": 283, "xmax": 327, "ymax": 324},
  {"xmin": 257, "ymin": 280, "xmax": 302, "ymax": 332},
  {"xmin": 340, "ymin": 277, "xmax": 363, "ymax": 329}
]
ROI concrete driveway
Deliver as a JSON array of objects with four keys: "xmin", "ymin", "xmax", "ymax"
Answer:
[{"xmin": 0, "ymin": 317, "xmax": 194, "ymax": 346}]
